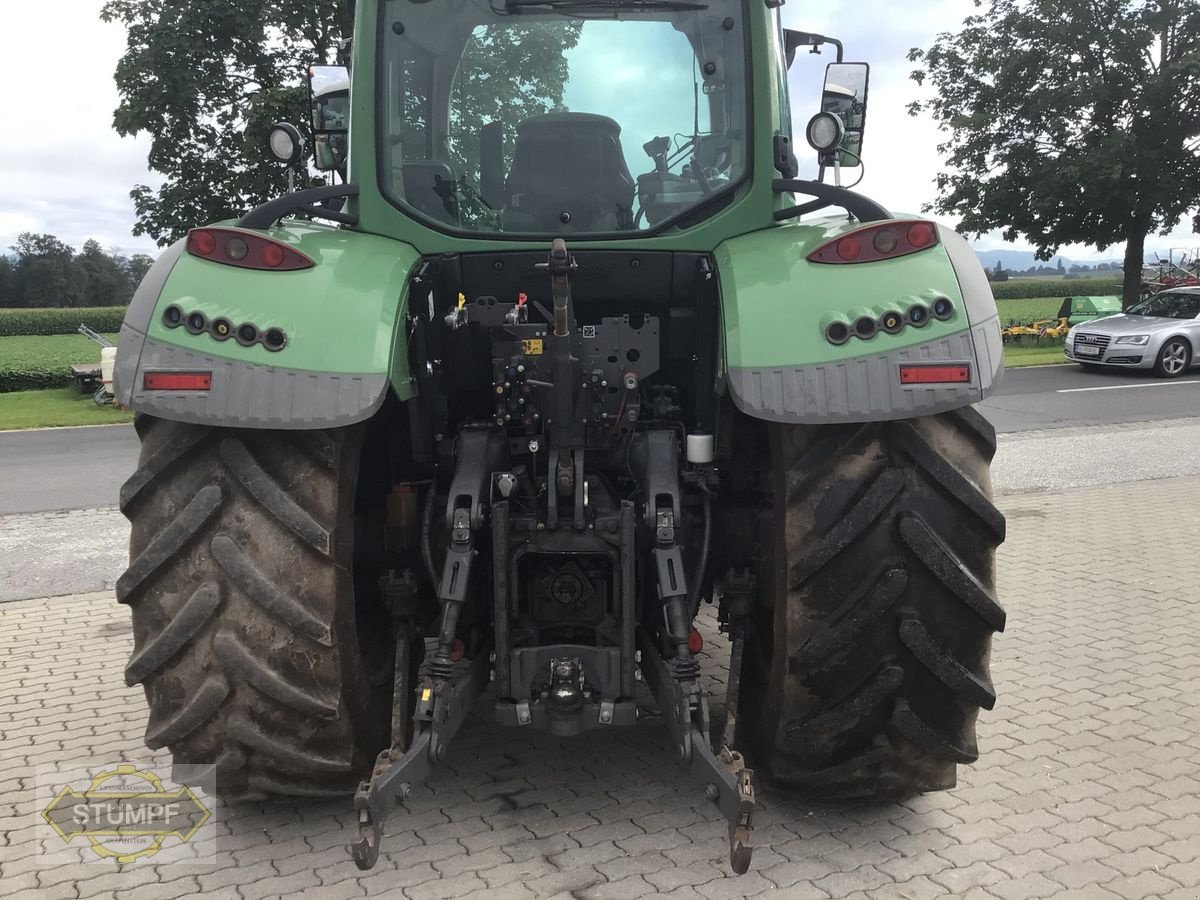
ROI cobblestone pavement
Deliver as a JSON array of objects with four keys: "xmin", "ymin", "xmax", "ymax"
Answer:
[{"xmin": 3, "ymin": 475, "xmax": 1200, "ymax": 898}]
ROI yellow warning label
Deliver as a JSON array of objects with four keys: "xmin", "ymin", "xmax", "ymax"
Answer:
[
  {"xmin": 522, "ymin": 339, "xmax": 544, "ymax": 356},
  {"xmin": 421, "ymin": 688, "xmax": 432, "ymax": 702}
]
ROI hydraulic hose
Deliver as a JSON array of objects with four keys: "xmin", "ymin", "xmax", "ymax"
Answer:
[
  {"xmin": 689, "ymin": 483, "xmax": 713, "ymax": 620},
  {"xmin": 421, "ymin": 486, "xmax": 439, "ymax": 589}
]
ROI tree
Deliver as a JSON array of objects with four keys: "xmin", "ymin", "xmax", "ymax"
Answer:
[
  {"xmin": 992, "ymin": 260, "xmax": 1009, "ymax": 282},
  {"xmin": 909, "ymin": 0, "xmax": 1200, "ymax": 307},
  {"xmin": 0, "ymin": 256, "xmax": 15, "ymax": 308},
  {"xmin": 11, "ymin": 234, "xmax": 76, "ymax": 308},
  {"xmin": 75, "ymin": 239, "xmax": 128, "ymax": 307},
  {"xmin": 125, "ymin": 254, "xmax": 156, "ymax": 295},
  {"xmin": 101, "ymin": 0, "xmax": 347, "ymax": 246}
]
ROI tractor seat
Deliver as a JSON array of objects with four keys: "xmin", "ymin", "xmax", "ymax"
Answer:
[
  {"xmin": 397, "ymin": 160, "xmax": 460, "ymax": 225},
  {"xmin": 503, "ymin": 113, "xmax": 634, "ymax": 233}
]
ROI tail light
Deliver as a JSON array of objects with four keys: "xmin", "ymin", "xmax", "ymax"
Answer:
[
  {"xmin": 186, "ymin": 228, "xmax": 314, "ymax": 271},
  {"xmin": 808, "ymin": 220, "xmax": 940, "ymax": 265}
]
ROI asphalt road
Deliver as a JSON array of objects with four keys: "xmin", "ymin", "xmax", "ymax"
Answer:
[
  {"xmin": 979, "ymin": 362, "xmax": 1200, "ymax": 432},
  {"xmin": 1, "ymin": 362, "xmax": 1199, "ymax": 515},
  {"xmin": 0, "ymin": 423, "xmax": 139, "ymax": 515}
]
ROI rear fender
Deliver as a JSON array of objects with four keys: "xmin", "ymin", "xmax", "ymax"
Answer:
[
  {"xmin": 717, "ymin": 217, "xmax": 1002, "ymax": 423},
  {"xmin": 114, "ymin": 222, "xmax": 420, "ymax": 428}
]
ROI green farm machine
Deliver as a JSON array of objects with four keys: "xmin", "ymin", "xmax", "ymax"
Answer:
[{"xmin": 114, "ymin": 0, "xmax": 1006, "ymax": 874}]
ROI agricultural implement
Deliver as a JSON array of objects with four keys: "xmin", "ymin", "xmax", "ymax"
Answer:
[
  {"xmin": 74, "ymin": 324, "xmax": 116, "ymax": 405},
  {"xmin": 113, "ymin": 0, "xmax": 1006, "ymax": 875}
]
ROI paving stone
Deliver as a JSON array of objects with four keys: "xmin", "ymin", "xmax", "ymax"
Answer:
[{"xmin": 7, "ymin": 475, "xmax": 1200, "ymax": 899}]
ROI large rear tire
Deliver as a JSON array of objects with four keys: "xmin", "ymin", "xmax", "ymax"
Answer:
[
  {"xmin": 739, "ymin": 408, "xmax": 1006, "ymax": 798},
  {"xmin": 118, "ymin": 416, "xmax": 392, "ymax": 800}
]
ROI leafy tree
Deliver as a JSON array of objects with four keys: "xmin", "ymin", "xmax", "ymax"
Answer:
[
  {"xmin": 991, "ymin": 260, "xmax": 1009, "ymax": 282},
  {"xmin": 0, "ymin": 256, "xmax": 15, "ymax": 308},
  {"xmin": 909, "ymin": 0, "xmax": 1200, "ymax": 307},
  {"xmin": 126, "ymin": 254, "xmax": 156, "ymax": 294},
  {"xmin": 11, "ymin": 234, "xmax": 76, "ymax": 308},
  {"xmin": 101, "ymin": 0, "xmax": 347, "ymax": 246},
  {"xmin": 75, "ymin": 239, "xmax": 129, "ymax": 307}
]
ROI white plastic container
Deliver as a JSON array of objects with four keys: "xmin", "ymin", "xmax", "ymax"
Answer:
[{"xmin": 100, "ymin": 346, "xmax": 117, "ymax": 395}]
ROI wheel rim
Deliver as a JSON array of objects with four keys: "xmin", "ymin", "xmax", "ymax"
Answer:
[{"xmin": 1163, "ymin": 341, "xmax": 1188, "ymax": 374}]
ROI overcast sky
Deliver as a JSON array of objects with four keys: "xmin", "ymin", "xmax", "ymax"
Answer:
[{"xmin": 2, "ymin": 0, "xmax": 1196, "ymax": 261}]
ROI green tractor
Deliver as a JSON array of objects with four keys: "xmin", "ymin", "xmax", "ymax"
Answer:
[{"xmin": 113, "ymin": 0, "xmax": 1006, "ymax": 875}]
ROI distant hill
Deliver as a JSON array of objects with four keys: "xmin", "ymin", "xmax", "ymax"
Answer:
[{"xmin": 970, "ymin": 248, "xmax": 1125, "ymax": 271}]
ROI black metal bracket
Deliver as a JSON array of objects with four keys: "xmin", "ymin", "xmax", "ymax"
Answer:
[
  {"xmin": 771, "ymin": 178, "xmax": 890, "ymax": 223},
  {"xmin": 636, "ymin": 628, "xmax": 755, "ymax": 874},
  {"xmin": 237, "ymin": 184, "xmax": 360, "ymax": 229},
  {"xmin": 350, "ymin": 644, "xmax": 492, "ymax": 870}
]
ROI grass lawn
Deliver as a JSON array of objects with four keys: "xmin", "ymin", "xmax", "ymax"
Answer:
[
  {"xmin": 1003, "ymin": 343, "xmax": 1068, "ymax": 368},
  {"xmin": 0, "ymin": 333, "xmax": 119, "ymax": 376},
  {"xmin": 996, "ymin": 297, "xmax": 1064, "ymax": 323},
  {"xmin": 0, "ymin": 388, "xmax": 133, "ymax": 430}
]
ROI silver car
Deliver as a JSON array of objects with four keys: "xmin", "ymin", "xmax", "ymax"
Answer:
[{"xmin": 1064, "ymin": 288, "xmax": 1200, "ymax": 378}]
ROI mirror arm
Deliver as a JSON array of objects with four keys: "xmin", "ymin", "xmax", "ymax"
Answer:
[
  {"xmin": 238, "ymin": 184, "xmax": 361, "ymax": 229},
  {"xmin": 784, "ymin": 31, "xmax": 844, "ymax": 67},
  {"xmin": 771, "ymin": 178, "xmax": 889, "ymax": 223}
]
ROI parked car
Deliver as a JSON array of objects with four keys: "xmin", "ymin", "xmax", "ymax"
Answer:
[{"xmin": 1064, "ymin": 288, "xmax": 1200, "ymax": 378}]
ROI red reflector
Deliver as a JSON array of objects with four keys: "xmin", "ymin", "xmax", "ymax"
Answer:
[
  {"xmin": 143, "ymin": 372, "xmax": 212, "ymax": 391},
  {"xmin": 899, "ymin": 365, "xmax": 971, "ymax": 385},
  {"xmin": 688, "ymin": 629, "xmax": 704, "ymax": 654},
  {"xmin": 836, "ymin": 237, "xmax": 862, "ymax": 261},
  {"xmin": 907, "ymin": 223, "xmax": 935, "ymax": 248},
  {"xmin": 188, "ymin": 229, "xmax": 217, "ymax": 256},
  {"xmin": 262, "ymin": 243, "xmax": 285, "ymax": 268}
]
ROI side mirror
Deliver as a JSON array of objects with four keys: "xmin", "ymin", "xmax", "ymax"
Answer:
[
  {"xmin": 479, "ymin": 122, "xmax": 505, "ymax": 210},
  {"xmin": 818, "ymin": 62, "xmax": 869, "ymax": 167},
  {"xmin": 309, "ymin": 64, "xmax": 350, "ymax": 171}
]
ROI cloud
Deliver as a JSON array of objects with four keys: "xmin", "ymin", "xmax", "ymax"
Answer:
[{"xmin": 0, "ymin": 0, "xmax": 159, "ymax": 256}]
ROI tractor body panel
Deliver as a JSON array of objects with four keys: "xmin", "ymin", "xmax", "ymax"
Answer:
[
  {"xmin": 114, "ymin": 222, "xmax": 420, "ymax": 427},
  {"xmin": 719, "ymin": 219, "xmax": 1002, "ymax": 423}
]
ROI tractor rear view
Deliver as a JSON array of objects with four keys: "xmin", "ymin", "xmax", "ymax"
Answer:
[{"xmin": 113, "ymin": 0, "xmax": 1005, "ymax": 875}]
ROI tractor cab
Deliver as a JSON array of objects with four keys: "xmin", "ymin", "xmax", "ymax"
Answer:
[{"xmin": 372, "ymin": 0, "xmax": 749, "ymax": 236}]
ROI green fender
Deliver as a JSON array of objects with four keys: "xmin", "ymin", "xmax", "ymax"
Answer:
[
  {"xmin": 716, "ymin": 216, "xmax": 1003, "ymax": 423},
  {"xmin": 114, "ymin": 222, "xmax": 420, "ymax": 428}
]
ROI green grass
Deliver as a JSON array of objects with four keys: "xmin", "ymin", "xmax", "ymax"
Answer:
[
  {"xmin": 0, "ymin": 388, "xmax": 133, "ymax": 430},
  {"xmin": 1003, "ymin": 343, "xmax": 1068, "ymax": 367},
  {"xmin": 0, "ymin": 333, "xmax": 119, "ymax": 392},
  {"xmin": 996, "ymin": 297, "xmax": 1064, "ymax": 323},
  {"xmin": 0, "ymin": 333, "xmax": 118, "ymax": 371}
]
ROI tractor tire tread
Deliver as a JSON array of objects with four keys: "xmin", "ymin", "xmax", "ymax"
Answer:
[
  {"xmin": 744, "ymin": 410, "xmax": 1005, "ymax": 799},
  {"xmin": 119, "ymin": 419, "xmax": 387, "ymax": 799}
]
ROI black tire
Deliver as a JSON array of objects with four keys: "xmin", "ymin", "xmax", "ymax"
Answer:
[
  {"xmin": 118, "ymin": 416, "xmax": 392, "ymax": 800},
  {"xmin": 1153, "ymin": 337, "xmax": 1192, "ymax": 378},
  {"xmin": 738, "ymin": 408, "xmax": 1006, "ymax": 798}
]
